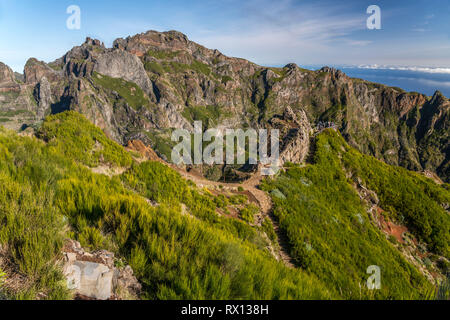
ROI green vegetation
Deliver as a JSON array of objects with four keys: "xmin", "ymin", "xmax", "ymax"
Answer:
[
  {"xmin": 269, "ymin": 67, "xmax": 288, "ymax": 82},
  {"xmin": 437, "ymin": 274, "xmax": 450, "ymax": 300},
  {"xmin": 1, "ymin": 110, "xmax": 446, "ymax": 300},
  {"xmin": 342, "ymin": 135, "xmax": 450, "ymax": 257},
  {"xmin": 221, "ymin": 75, "xmax": 233, "ymax": 85},
  {"xmin": 48, "ymin": 61, "xmax": 63, "ymax": 71},
  {"xmin": 262, "ymin": 129, "xmax": 447, "ymax": 299},
  {"xmin": 37, "ymin": 111, "xmax": 132, "ymax": 167},
  {"xmin": 92, "ymin": 72, "xmax": 151, "ymax": 111},
  {"xmin": 182, "ymin": 105, "xmax": 232, "ymax": 128},
  {"xmin": 145, "ymin": 129, "xmax": 176, "ymax": 161},
  {"xmin": 144, "ymin": 61, "xmax": 165, "ymax": 75},
  {"xmin": 0, "ymin": 91, "xmax": 20, "ymax": 103},
  {"xmin": 0, "ymin": 111, "xmax": 332, "ymax": 300},
  {"xmin": 0, "ymin": 130, "xmax": 72, "ymax": 299},
  {"xmin": 190, "ymin": 60, "xmax": 212, "ymax": 76},
  {"xmin": 160, "ymin": 60, "xmax": 212, "ymax": 77},
  {"xmin": 0, "ymin": 266, "xmax": 6, "ymax": 299},
  {"xmin": 239, "ymin": 204, "xmax": 259, "ymax": 224},
  {"xmin": 146, "ymin": 49, "xmax": 181, "ymax": 60},
  {"xmin": 261, "ymin": 218, "xmax": 277, "ymax": 243},
  {"xmin": 0, "ymin": 110, "xmax": 32, "ymax": 117}
]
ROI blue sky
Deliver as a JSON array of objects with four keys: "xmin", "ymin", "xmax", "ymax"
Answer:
[{"xmin": 1, "ymin": 0, "xmax": 449, "ymax": 72}]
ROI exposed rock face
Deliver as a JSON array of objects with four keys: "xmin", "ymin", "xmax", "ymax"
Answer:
[
  {"xmin": 415, "ymin": 91, "xmax": 450, "ymax": 182},
  {"xmin": 0, "ymin": 62, "xmax": 17, "ymax": 88},
  {"xmin": 34, "ymin": 77, "xmax": 52, "ymax": 119},
  {"xmin": 269, "ymin": 106, "xmax": 312, "ymax": 165},
  {"xmin": 0, "ymin": 30, "xmax": 449, "ymax": 181},
  {"xmin": 62, "ymin": 240, "xmax": 141, "ymax": 300},
  {"xmin": 24, "ymin": 58, "xmax": 61, "ymax": 84},
  {"xmin": 94, "ymin": 49, "xmax": 155, "ymax": 99}
]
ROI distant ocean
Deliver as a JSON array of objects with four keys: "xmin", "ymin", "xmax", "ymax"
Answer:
[{"xmin": 303, "ymin": 65, "xmax": 450, "ymax": 98}]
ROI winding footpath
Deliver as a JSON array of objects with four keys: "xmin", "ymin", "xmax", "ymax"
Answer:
[
  {"xmin": 125, "ymin": 140, "xmax": 296, "ymax": 268},
  {"xmin": 175, "ymin": 167, "xmax": 296, "ymax": 268}
]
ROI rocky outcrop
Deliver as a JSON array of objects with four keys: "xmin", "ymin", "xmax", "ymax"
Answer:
[
  {"xmin": 269, "ymin": 106, "xmax": 312, "ymax": 165},
  {"xmin": 34, "ymin": 77, "xmax": 52, "ymax": 119},
  {"xmin": 62, "ymin": 240, "xmax": 141, "ymax": 300},
  {"xmin": 94, "ymin": 49, "xmax": 155, "ymax": 99},
  {"xmin": 0, "ymin": 62, "xmax": 17, "ymax": 89},
  {"xmin": 24, "ymin": 58, "xmax": 61, "ymax": 84},
  {"xmin": 415, "ymin": 91, "xmax": 450, "ymax": 181}
]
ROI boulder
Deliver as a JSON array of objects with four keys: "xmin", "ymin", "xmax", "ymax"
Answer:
[
  {"xmin": 64, "ymin": 261, "xmax": 114, "ymax": 300},
  {"xmin": 62, "ymin": 240, "xmax": 141, "ymax": 300}
]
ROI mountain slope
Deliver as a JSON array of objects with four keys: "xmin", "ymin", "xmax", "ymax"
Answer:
[
  {"xmin": 0, "ymin": 112, "xmax": 447, "ymax": 299},
  {"xmin": 262, "ymin": 129, "xmax": 449, "ymax": 299},
  {"xmin": 0, "ymin": 30, "xmax": 448, "ymax": 182},
  {"xmin": 0, "ymin": 111, "xmax": 333, "ymax": 300}
]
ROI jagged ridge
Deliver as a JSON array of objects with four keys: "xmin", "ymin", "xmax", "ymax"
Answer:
[{"xmin": 0, "ymin": 30, "xmax": 448, "ymax": 182}]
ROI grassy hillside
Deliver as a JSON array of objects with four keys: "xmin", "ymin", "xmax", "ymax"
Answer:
[
  {"xmin": 0, "ymin": 111, "xmax": 332, "ymax": 300},
  {"xmin": 1, "ymin": 112, "xmax": 447, "ymax": 300},
  {"xmin": 37, "ymin": 111, "xmax": 133, "ymax": 167},
  {"xmin": 262, "ymin": 129, "xmax": 449, "ymax": 299}
]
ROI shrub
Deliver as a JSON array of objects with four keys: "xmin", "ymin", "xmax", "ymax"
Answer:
[
  {"xmin": 239, "ymin": 204, "xmax": 259, "ymax": 224},
  {"xmin": 92, "ymin": 72, "xmax": 151, "ymax": 111},
  {"xmin": 37, "ymin": 111, "xmax": 132, "ymax": 168},
  {"xmin": 0, "ymin": 268, "xmax": 6, "ymax": 289}
]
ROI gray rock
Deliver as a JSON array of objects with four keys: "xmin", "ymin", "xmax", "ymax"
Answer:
[
  {"xmin": 62, "ymin": 240, "xmax": 141, "ymax": 300},
  {"xmin": 64, "ymin": 261, "xmax": 114, "ymax": 300},
  {"xmin": 0, "ymin": 62, "xmax": 16, "ymax": 88},
  {"xmin": 34, "ymin": 77, "xmax": 52, "ymax": 119},
  {"xmin": 270, "ymin": 106, "xmax": 312, "ymax": 165},
  {"xmin": 94, "ymin": 49, "xmax": 155, "ymax": 100},
  {"xmin": 24, "ymin": 58, "xmax": 60, "ymax": 84}
]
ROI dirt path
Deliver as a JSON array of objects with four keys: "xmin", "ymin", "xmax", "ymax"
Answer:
[
  {"xmin": 126, "ymin": 140, "xmax": 296, "ymax": 268},
  {"xmin": 173, "ymin": 166, "xmax": 296, "ymax": 268}
]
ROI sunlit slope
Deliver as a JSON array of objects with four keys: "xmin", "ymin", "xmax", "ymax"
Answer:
[
  {"xmin": 0, "ymin": 112, "xmax": 332, "ymax": 300},
  {"xmin": 262, "ymin": 129, "xmax": 449, "ymax": 299}
]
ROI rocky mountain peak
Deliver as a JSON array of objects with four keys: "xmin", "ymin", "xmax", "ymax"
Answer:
[
  {"xmin": 284, "ymin": 63, "xmax": 299, "ymax": 70},
  {"xmin": 113, "ymin": 29, "xmax": 255, "ymax": 73},
  {"xmin": 24, "ymin": 58, "xmax": 61, "ymax": 84},
  {"xmin": 430, "ymin": 90, "xmax": 447, "ymax": 105},
  {"xmin": 0, "ymin": 29, "xmax": 448, "ymax": 182},
  {"xmin": 113, "ymin": 30, "xmax": 191, "ymax": 57},
  {"xmin": 320, "ymin": 66, "xmax": 346, "ymax": 79},
  {"xmin": 84, "ymin": 37, "xmax": 105, "ymax": 48}
]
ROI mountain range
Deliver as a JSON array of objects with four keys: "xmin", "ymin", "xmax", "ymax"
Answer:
[{"xmin": 0, "ymin": 30, "xmax": 448, "ymax": 182}]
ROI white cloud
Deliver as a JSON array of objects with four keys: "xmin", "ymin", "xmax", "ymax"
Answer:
[
  {"xmin": 358, "ymin": 64, "xmax": 450, "ymax": 75},
  {"xmin": 192, "ymin": 0, "xmax": 369, "ymax": 66}
]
